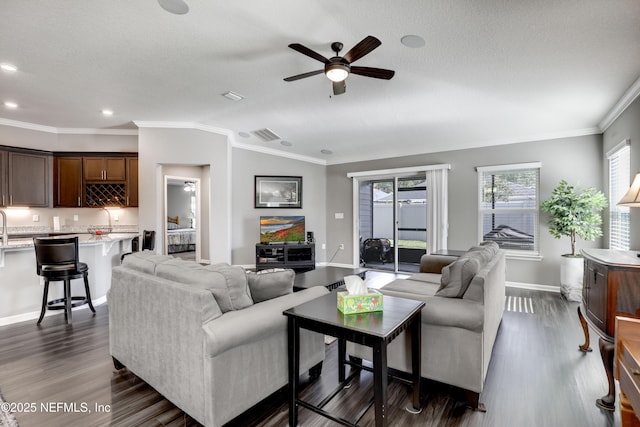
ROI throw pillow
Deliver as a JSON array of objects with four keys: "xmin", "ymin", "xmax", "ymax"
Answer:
[
  {"xmin": 436, "ymin": 255, "xmax": 481, "ymax": 298},
  {"xmin": 246, "ymin": 269, "xmax": 295, "ymax": 303}
]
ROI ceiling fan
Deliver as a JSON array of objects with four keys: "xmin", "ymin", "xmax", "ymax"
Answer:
[{"xmin": 283, "ymin": 35, "xmax": 395, "ymax": 95}]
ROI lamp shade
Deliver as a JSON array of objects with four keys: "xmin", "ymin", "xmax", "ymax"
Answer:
[{"xmin": 618, "ymin": 173, "xmax": 640, "ymax": 207}]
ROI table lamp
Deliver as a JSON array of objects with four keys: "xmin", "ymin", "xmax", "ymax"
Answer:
[{"xmin": 618, "ymin": 173, "xmax": 640, "ymax": 256}]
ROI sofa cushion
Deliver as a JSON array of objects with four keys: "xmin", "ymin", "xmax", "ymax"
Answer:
[
  {"xmin": 246, "ymin": 269, "xmax": 295, "ymax": 303},
  {"xmin": 155, "ymin": 261, "xmax": 253, "ymax": 312},
  {"xmin": 436, "ymin": 254, "xmax": 482, "ymax": 298},
  {"xmin": 121, "ymin": 250, "xmax": 174, "ymax": 274}
]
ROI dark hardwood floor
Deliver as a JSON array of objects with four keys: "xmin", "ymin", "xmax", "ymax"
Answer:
[{"xmin": 0, "ymin": 286, "xmax": 623, "ymax": 427}]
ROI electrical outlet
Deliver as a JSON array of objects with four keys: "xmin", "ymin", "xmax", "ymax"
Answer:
[
  {"xmin": 113, "ymin": 214, "xmax": 119, "ymax": 222},
  {"xmin": 339, "ymin": 243, "xmax": 344, "ymax": 250},
  {"xmin": 32, "ymin": 214, "xmax": 39, "ymax": 222},
  {"xmin": 73, "ymin": 215, "xmax": 79, "ymax": 222},
  {"xmin": 321, "ymin": 243, "xmax": 326, "ymax": 250}
]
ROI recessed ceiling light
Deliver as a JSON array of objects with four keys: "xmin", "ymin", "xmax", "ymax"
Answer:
[
  {"xmin": 4, "ymin": 101, "xmax": 18, "ymax": 109},
  {"xmin": 321, "ymin": 149, "xmax": 333, "ymax": 155},
  {"xmin": 0, "ymin": 63, "xmax": 17, "ymax": 72},
  {"xmin": 101, "ymin": 109, "xmax": 113, "ymax": 116},
  {"xmin": 401, "ymin": 35, "xmax": 426, "ymax": 48},
  {"xmin": 158, "ymin": 0, "xmax": 189, "ymax": 15},
  {"xmin": 238, "ymin": 131, "xmax": 251, "ymax": 138},
  {"xmin": 222, "ymin": 91, "xmax": 245, "ymax": 101},
  {"xmin": 280, "ymin": 140, "xmax": 293, "ymax": 147}
]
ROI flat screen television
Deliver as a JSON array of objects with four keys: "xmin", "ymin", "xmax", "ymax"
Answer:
[{"xmin": 260, "ymin": 216, "xmax": 305, "ymax": 243}]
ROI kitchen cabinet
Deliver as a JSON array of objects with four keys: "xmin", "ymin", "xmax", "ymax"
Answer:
[
  {"xmin": 83, "ymin": 157, "xmax": 126, "ymax": 182},
  {"xmin": 126, "ymin": 157, "xmax": 138, "ymax": 207},
  {"xmin": 54, "ymin": 157, "xmax": 83, "ymax": 207},
  {"xmin": 0, "ymin": 150, "xmax": 6, "ymax": 206},
  {"xmin": 7, "ymin": 151, "xmax": 50, "ymax": 207}
]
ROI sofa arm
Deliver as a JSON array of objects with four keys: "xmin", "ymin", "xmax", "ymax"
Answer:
[
  {"xmin": 204, "ymin": 285, "xmax": 329, "ymax": 357},
  {"xmin": 420, "ymin": 254, "xmax": 456, "ymax": 274},
  {"xmin": 421, "ymin": 297, "xmax": 484, "ymax": 332}
]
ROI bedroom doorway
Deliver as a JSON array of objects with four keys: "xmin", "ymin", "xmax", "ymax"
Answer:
[{"xmin": 164, "ymin": 175, "xmax": 201, "ymax": 261}]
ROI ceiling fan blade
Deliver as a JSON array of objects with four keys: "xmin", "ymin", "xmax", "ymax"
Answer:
[
  {"xmin": 342, "ymin": 35, "xmax": 382, "ymax": 63},
  {"xmin": 350, "ymin": 66, "xmax": 395, "ymax": 80},
  {"xmin": 333, "ymin": 80, "xmax": 346, "ymax": 95},
  {"xmin": 288, "ymin": 43, "xmax": 330, "ymax": 64},
  {"xmin": 283, "ymin": 69, "xmax": 324, "ymax": 82}
]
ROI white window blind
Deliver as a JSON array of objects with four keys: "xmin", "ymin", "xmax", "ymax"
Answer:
[
  {"xmin": 608, "ymin": 141, "xmax": 630, "ymax": 250},
  {"xmin": 477, "ymin": 163, "xmax": 540, "ymax": 255}
]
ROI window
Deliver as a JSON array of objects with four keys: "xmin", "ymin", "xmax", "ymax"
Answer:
[
  {"xmin": 608, "ymin": 140, "xmax": 630, "ymax": 250},
  {"xmin": 477, "ymin": 163, "xmax": 541, "ymax": 257}
]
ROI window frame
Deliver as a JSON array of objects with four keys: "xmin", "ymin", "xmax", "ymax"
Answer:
[
  {"xmin": 607, "ymin": 139, "xmax": 631, "ymax": 250},
  {"xmin": 476, "ymin": 162, "xmax": 542, "ymax": 260}
]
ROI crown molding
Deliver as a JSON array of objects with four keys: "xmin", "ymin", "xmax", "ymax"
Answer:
[
  {"xmin": 599, "ymin": 75, "xmax": 640, "ymax": 132},
  {"xmin": 231, "ymin": 140, "xmax": 327, "ymax": 165},
  {"xmin": 0, "ymin": 118, "xmax": 137, "ymax": 135},
  {"xmin": 133, "ymin": 120, "xmax": 232, "ymax": 137}
]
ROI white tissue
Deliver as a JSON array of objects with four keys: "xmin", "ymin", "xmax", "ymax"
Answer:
[{"xmin": 344, "ymin": 275, "xmax": 368, "ymax": 295}]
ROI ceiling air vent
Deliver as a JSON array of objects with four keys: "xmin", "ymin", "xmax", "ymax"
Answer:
[{"xmin": 251, "ymin": 128, "xmax": 281, "ymax": 142}]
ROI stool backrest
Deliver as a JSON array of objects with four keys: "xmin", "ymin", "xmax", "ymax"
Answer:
[
  {"xmin": 142, "ymin": 230, "xmax": 156, "ymax": 251},
  {"xmin": 33, "ymin": 236, "xmax": 80, "ymax": 275}
]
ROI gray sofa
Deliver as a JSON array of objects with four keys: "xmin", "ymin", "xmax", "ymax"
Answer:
[
  {"xmin": 108, "ymin": 251, "xmax": 328, "ymax": 426},
  {"xmin": 348, "ymin": 242, "xmax": 506, "ymax": 410}
]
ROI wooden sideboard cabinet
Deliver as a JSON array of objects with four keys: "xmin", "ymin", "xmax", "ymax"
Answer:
[
  {"xmin": 578, "ymin": 249, "xmax": 640, "ymax": 411},
  {"xmin": 615, "ymin": 316, "xmax": 640, "ymax": 427}
]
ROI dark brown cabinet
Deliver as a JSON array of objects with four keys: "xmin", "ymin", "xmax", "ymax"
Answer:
[
  {"xmin": 256, "ymin": 243, "xmax": 315, "ymax": 272},
  {"xmin": 126, "ymin": 157, "xmax": 138, "ymax": 207},
  {"xmin": 0, "ymin": 150, "xmax": 6, "ymax": 206},
  {"xmin": 578, "ymin": 249, "xmax": 640, "ymax": 411},
  {"xmin": 53, "ymin": 154, "xmax": 137, "ymax": 207},
  {"xmin": 83, "ymin": 157, "xmax": 126, "ymax": 182},
  {"xmin": 7, "ymin": 151, "xmax": 50, "ymax": 207},
  {"xmin": 54, "ymin": 157, "xmax": 83, "ymax": 207}
]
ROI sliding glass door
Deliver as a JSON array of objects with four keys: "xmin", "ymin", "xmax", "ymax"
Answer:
[{"xmin": 358, "ymin": 174, "xmax": 427, "ymax": 272}]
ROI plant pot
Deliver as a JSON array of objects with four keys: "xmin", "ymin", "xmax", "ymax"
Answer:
[{"xmin": 560, "ymin": 255, "xmax": 584, "ymax": 302}]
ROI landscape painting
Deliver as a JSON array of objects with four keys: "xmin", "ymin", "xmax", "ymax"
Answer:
[{"xmin": 260, "ymin": 216, "xmax": 305, "ymax": 243}]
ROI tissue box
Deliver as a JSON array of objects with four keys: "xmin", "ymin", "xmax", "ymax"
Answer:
[{"xmin": 337, "ymin": 289, "xmax": 383, "ymax": 314}]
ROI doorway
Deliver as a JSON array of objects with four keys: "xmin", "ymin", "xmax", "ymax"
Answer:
[
  {"xmin": 164, "ymin": 175, "xmax": 201, "ymax": 262},
  {"xmin": 358, "ymin": 174, "xmax": 427, "ymax": 273}
]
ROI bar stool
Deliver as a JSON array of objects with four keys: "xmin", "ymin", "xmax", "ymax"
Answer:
[
  {"xmin": 120, "ymin": 230, "xmax": 156, "ymax": 261},
  {"xmin": 33, "ymin": 236, "xmax": 96, "ymax": 324}
]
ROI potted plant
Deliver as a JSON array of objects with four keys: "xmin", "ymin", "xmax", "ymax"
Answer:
[{"xmin": 540, "ymin": 180, "xmax": 607, "ymax": 301}]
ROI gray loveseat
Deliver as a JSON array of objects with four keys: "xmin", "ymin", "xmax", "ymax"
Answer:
[
  {"xmin": 108, "ymin": 251, "xmax": 328, "ymax": 426},
  {"xmin": 348, "ymin": 242, "xmax": 505, "ymax": 410}
]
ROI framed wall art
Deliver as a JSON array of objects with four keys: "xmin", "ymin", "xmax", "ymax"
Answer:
[{"xmin": 254, "ymin": 175, "xmax": 302, "ymax": 208}]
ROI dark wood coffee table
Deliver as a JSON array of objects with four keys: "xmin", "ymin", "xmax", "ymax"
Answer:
[
  {"xmin": 284, "ymin": 292, "xmax": 424, "ymax": 427},
  {"xmin": 293, "ymin": 266, "xmax": 368, "ymax": 291}
]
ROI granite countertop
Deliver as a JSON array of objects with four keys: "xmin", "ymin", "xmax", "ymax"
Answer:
[{"xmin": 1, "ymin": 232, "xmax": 139, "ymax": 249}]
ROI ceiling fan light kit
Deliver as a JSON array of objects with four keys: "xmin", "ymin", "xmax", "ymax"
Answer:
[{"xmin": 284, "ymin": 35, "xmax": 395, "ymax": 95}]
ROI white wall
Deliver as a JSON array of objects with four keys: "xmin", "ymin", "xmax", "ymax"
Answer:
[
  {"xmin": 231, "ymin": 148, "xmax": 327, "ymax": 267},
  {"xmin": 326, "ymin": 134, "xmax": 604, "ymax": 287},
  {"xmin": 603, "ymin": 96, "xmax": 640, "ymax": 249},
  {"xmin": 137, "ymin": 127, "xmax": 230, "ymax": 264}
]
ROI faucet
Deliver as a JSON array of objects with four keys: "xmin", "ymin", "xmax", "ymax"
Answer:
[
  {"xmin": 102, "ymin": 207, "xmax": 112, "ymax": 230},
  {"xmin": 0, "ymin": 209, "xmax": 7, "ymax": 246}
]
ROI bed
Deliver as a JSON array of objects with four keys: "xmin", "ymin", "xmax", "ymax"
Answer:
[{"xmin": 167, "ymin": 215, "xmax": 196, "ymax": 254}]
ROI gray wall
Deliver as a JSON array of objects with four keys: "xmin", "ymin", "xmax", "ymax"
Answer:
[
  {"xmin": 327, "ymin": 134, "xmax": 603, "ymax": 287},
  {"xmin": 603, "ymin": 96, "xmax": 640, "ymax": 249},
  {"xmin": 231, "ymin": 148, "xmax": 327, "ymax": 267}
]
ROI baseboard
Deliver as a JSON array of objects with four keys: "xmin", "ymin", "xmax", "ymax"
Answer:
[
  {"xmin": 0, "ymin": 295, "xmax": 107, "ymax": 327},
  {"xmin": 506, "ymin": 281, "xmax": 560, "ymax": 293}
]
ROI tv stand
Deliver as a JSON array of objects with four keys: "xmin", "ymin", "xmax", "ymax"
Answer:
[{"xmin": 256, "ymin": 243, "xmax": 315, "ymax": 272}]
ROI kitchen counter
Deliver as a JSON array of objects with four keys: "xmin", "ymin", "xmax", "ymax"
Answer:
[{"xmin": 0, "ymin": 232, "xmax": 138, "ymax": 325}]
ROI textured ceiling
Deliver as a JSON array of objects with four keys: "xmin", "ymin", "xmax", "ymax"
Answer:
[{"xmin": 0, "ymin": 1, "xmax": 639, "ymax": 164}]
